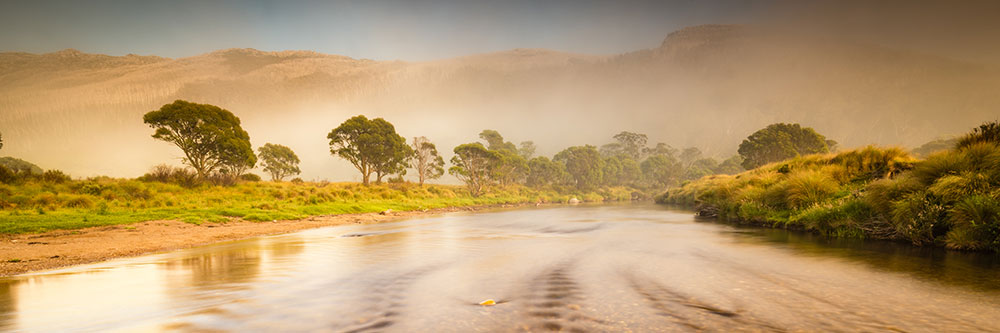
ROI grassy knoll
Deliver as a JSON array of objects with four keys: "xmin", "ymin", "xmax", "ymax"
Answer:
[
  {"xmin": 0, "ymin": 179, "xmax": 638, "ymax": 234},
  {"xmin": 658, "ymin": 143, "xmax": 1000, "ymax": 251}
]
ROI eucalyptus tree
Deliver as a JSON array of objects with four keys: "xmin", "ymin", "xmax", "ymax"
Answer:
[
  {"xmin": 518, "ymin": 141, "xmax": 536, "ymax": 159},
  {"xmin": 258, "ymin": 143, "xmax": 301, "ymax": 181},
  {"xmin": 612, "ymin": 131, "xmax": 648, "ymax": 160},
  {"xmin": 526, "ymin": 156, "xmax": 566, "ymax": 188},
  {"xmin": 143, "ymin": 100, "xmax": 254, "ymax": 179},
  {"xmin": 410, "ymin": 136, "xmax": 445, "ymax": 185},
  {"xmin": 478, "ymin": 129, "xmax": 528, "ymax": 186},
  {"xmin": 554, "ymin": 145, "xmax": 604, "ymax": 191},
  {"xmin": 449, "ymin": 143, "xmax": 500, "ymax": 196},
  {"xmin": 327, "ymin": 115, "xmax": 410, "ymax": 185},
  {"xmin": 738, "ymin": 123, "xmax": 830, "ymax": 170}
]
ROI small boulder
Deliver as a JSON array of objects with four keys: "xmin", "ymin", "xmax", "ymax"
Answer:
[
  {"xmin": 379, "ymin": 209, "xmax": 393, "ymax": 215},
  {"xmin": 568, "ymin": 197, "xmax": 580, "ymax": 204}
]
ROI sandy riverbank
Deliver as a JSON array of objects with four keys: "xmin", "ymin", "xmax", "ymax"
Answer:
[{"xmin": 0, "ymin": 204, "xmax": 528, "ymax": 276}]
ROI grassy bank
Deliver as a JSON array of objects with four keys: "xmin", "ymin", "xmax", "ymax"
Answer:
[
  {"xmin": 657, "ymin": 143, "xmax": 1000, "ymax": 251},
  {"xmin": 0, "ymin": 179, "xmax": 640, "ymax": 234}
]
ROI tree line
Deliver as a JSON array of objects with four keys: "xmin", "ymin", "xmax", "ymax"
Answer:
[{"xmin": 2, "ymin": 99, "xmax": 839, "ymax": 191}]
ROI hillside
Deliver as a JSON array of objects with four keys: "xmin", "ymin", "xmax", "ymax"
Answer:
[{"xmin": 1, "ymin": 24, "xmax": 998, "ymax": 180}]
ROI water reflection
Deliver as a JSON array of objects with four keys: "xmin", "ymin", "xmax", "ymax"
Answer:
[
  {"xmin": 0, "ymin": 282, "xmax": 15, "ymax": 331},
  {"xmin": 0, "ymin": 204, "xmax": 998, "ymax": 331},
  {"xmin": 725, "ymin": 225, "xmax": 1000, "ymax": 291}
]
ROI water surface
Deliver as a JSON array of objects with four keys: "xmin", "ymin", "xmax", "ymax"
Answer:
[{"xmin": 1, "ymin": 204, "xmax": 998, "ymax": 331}]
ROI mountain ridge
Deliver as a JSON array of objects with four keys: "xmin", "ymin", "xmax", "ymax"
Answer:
[{"xmin": 1, "ymin": 24, "xmax": 998, "ymax": 180}]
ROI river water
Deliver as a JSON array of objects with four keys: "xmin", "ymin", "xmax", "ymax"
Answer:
[{"xmin": 2, "ymin": 204, "xmax": 999, "ymax": 332}]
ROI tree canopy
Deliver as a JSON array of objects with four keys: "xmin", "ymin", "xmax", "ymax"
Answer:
[
  {"xmin": 449, "ymin": 143, "xmax": 500, "ymax": 196},
  {"xmin": 0, "ymin": 157, "xmax": 42, "ymax": 175},
  {"xmin": 611, "ymin": 131, "xmax": 648, "ymax": 160},
  {"xmin": 554, "ymin": 145, "xmax": 604, "ymax": 190},
  {"xmin": 737, "ymin": 123, "xmax": 830, "ymax": 170},
  {"xmin": 526, "ymin": 156, "xmax": 566, "ymax": 188},
  {"xmin": 143, "ymin": 100, "xmax": 255, "ymax": 178},
  {"xmin": 258, "ymin": 143, "xmax": 301, "ymax": 181},
  {"xmin": 479, "ymin": 130, "xmax": 517, "ymax": 152},
  {"xmin": 327, "ymin": 115, "xmax": 411, "ymax": 185},
  {"xmin": 518, "ymin": 141, "xmax": 536, "ymax": 159},
  {"xmin": 477, "ymin": 130, "xmax": 528, "ymax": 186},
  {"xmin": 411, "ymin": 136, "xmax": 445, "ymax": 185}
]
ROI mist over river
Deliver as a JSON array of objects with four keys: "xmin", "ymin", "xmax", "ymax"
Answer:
[{"xmin": 1, "ymin": 204, "xmax": 999, "ymax": 332}]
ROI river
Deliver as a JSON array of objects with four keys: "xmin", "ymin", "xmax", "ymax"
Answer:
[{"xmin": 1, "ymin": 204, "xmax": 999, "ymax": 332}]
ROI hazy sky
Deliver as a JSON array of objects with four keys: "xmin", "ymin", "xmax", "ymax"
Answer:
[{"xmin": 0, "ymin": 0, "xmax": 764, "ymax": 60}]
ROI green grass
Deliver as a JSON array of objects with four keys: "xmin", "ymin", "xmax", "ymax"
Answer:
[
  {"xmin": 658, "ymin": 143, "xmax": 1000, "ymax": 251},
  {"xmin": 0, "ymin": 179, "xmax": 640, "ymax": 234}
]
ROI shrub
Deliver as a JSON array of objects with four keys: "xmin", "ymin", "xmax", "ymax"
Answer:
[
  {"xmin": 80, "ymin": 183, "xmax": 103, "ymax": 196},
  {"xmin": 0, "ymin": 165, "xmax": 14, "ymax": 184},
  {"xmin": 891, "ymin": 191, "xmax": 948, "ymax": 246},
  {"xmin": 32, "ymin": 192, "xmax": 58, "ymax": 207},
  {"xmin": 946, "ymin": 195, "xmax": 1000, "ymax": 251},
  {"xmin": 956, "ymin": 121, "xmax": 1000, "ymax": 149},
  {"xmin": 140, "ymin": 164, "xmax": 174, "ymax": 182},
  {"xmin": 205, "ymin": 172, "xmax": 237, "ymax": 186},
  {"xmin": 41, "ymin": 170, "xmax": 72, "ymax": 183},
  {"xmin": 64, "ymin": 195, "xmax": 95, "ymax": 209},
  {"xmin": 171, "ymin": 168, "xmax": 200, "ymax": 188},
  {"xmin": 140, "ymin": 164, "xmax": 201, "ymax": 187},
  {"xmin": 290, "ymin": 178, "xmax": 304, "ymax": 184},
  {"xmin": 239, "ymin": 173, "xmax": 262, "ymax": 182},
  {"xmin": 117, "ymin": 182, "xmax": 153, "ymax": 200}
]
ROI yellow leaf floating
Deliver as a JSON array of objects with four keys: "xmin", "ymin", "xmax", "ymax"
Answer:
[{"xmin": 479, "ymin": 299, "xmax": 496, "ymax": 306}]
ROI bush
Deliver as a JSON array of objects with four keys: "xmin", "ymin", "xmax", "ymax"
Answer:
[
  {"xmin": 139, "ymin": 164, "xmax": 201, "ymax": 187},
  {"xmin": 41, "ymin": 169, "xmax": 71, "ymax": 183},
  {"xmin": 240, "ymin": 173, "xmax": 262, "ymax": 182},
  {"xmin": 661, "ymin": 143, "xmax": 1000, "ymax": 251},
  {"xmin": 890, "ymin": 191, "xmax": 948, "ymax": 246},
  {"xmin": 140, "ymin": 164, "xmax": 175, "ymax": 183},
  {"xmin": 0, "ymin": 165, "xmax": 14, "ymax": 184},
  {"xmin": 205, "ymin": 173, "xmax": 237, "ymax": 186},
  {"xmin": 956, "ymin": 121, "xmax": 1000, "ymax": 149},
  {"xmin": 80, "ymin": 183, "xmax": 103, "ymax": 196},
  {"xmin": 64, "ymin": 195, "xmax": 95, "ymax": 209},
  {"xmin": 946, "ymin": 195, "xmax": 1000, "ymax": 251}
]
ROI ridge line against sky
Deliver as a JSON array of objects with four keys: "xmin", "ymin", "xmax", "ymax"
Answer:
[
  {"xmin": 0, "ymin": 0, "xmax": 759, "ymax": 61},
  {"xmin": 3, "ymin": 1, "xmax": 1000, "ymax": 65}
]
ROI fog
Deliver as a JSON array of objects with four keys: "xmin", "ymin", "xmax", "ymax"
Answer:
[{"xmin": 1, "ymin": 1, "xmax": 999, "ymax": 182}]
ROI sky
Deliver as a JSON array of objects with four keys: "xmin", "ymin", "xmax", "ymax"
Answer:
[{"xmin": 0, "ymin": 0, "xmax": 764, "ymax": 60}]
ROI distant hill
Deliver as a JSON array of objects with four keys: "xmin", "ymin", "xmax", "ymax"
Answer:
[{"xmin": 2, "ymin": 24, "xmax": 998, "ymax": 180}]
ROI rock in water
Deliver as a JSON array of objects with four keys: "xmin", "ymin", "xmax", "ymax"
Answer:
[
  {"xmin": 568, "ymin": 198, "xmax": 580, "ymax": 204},
  {"xmin": 479, "ymin": 299, "xmax": 496, "ymax": 306}
]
